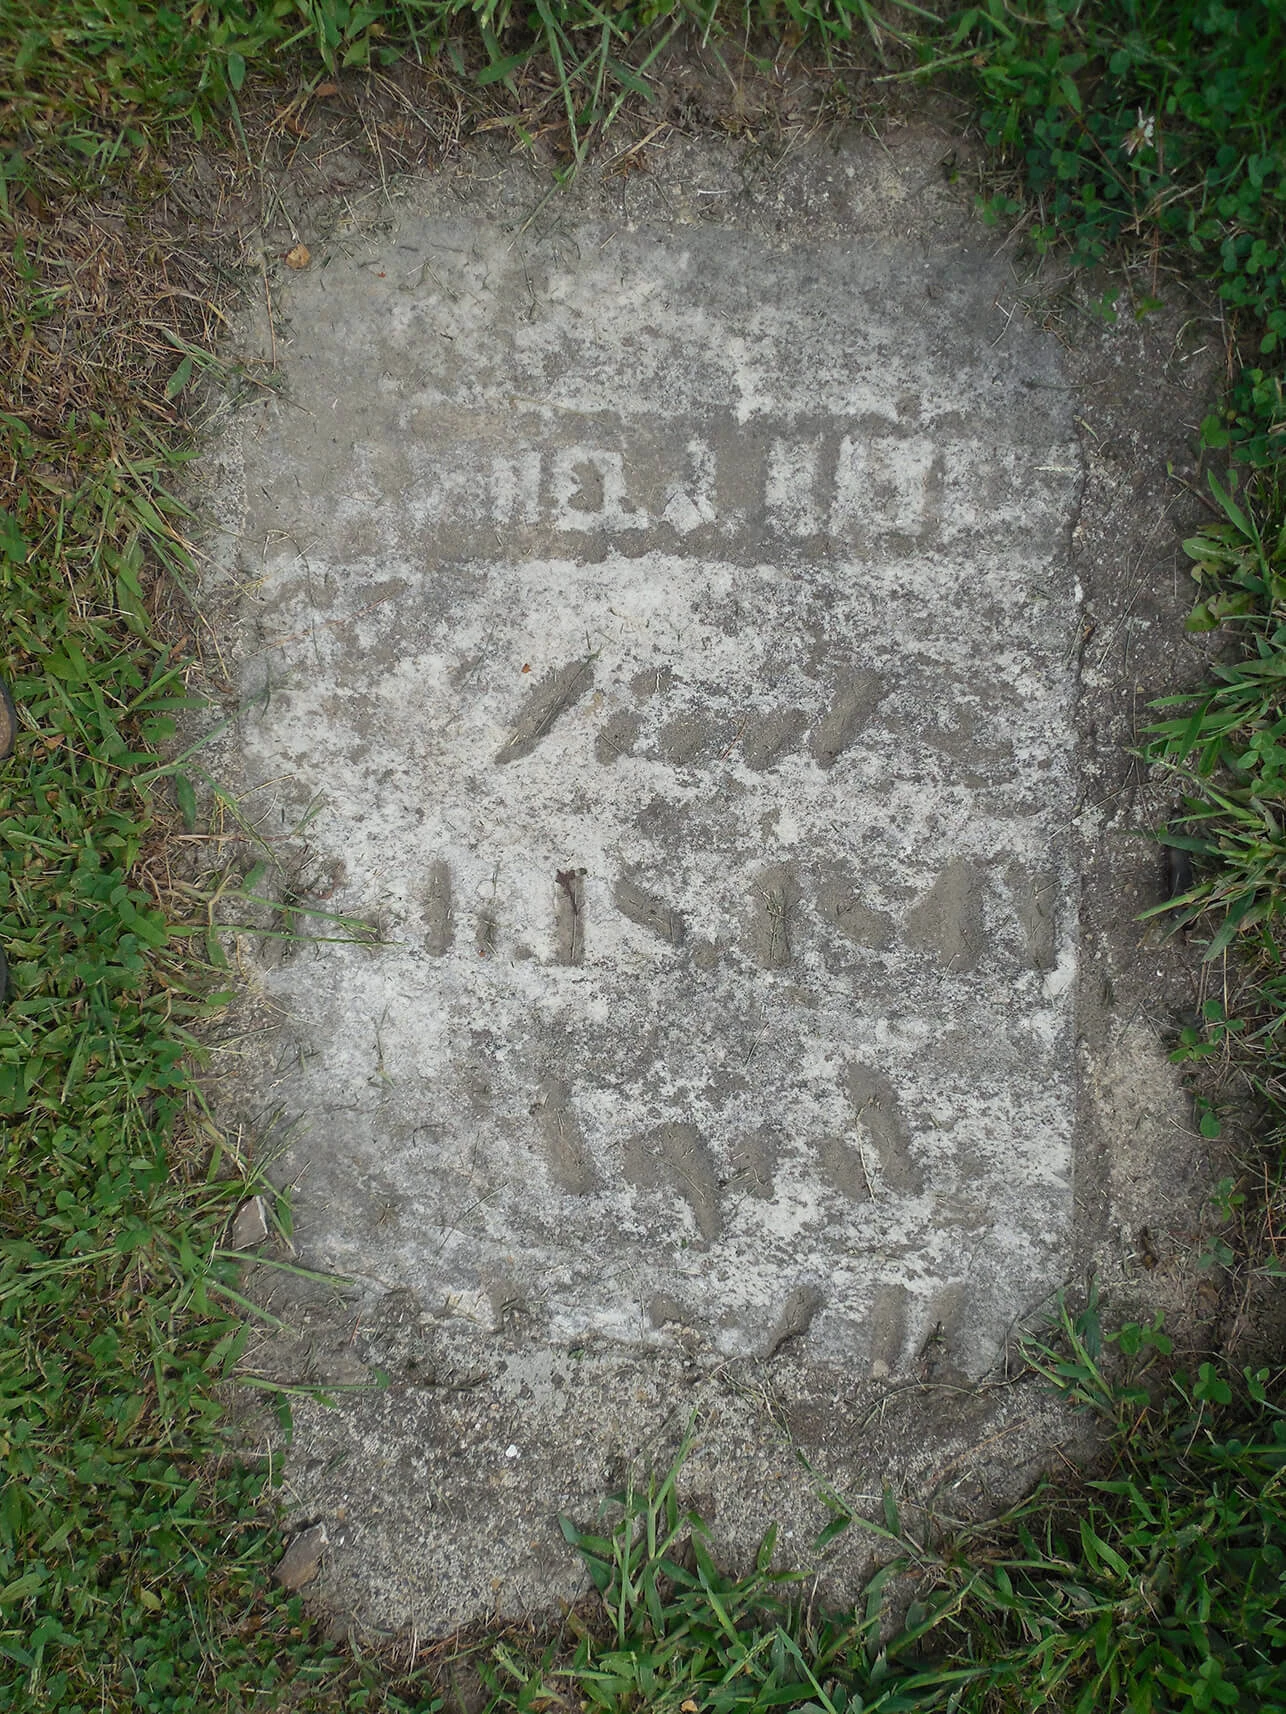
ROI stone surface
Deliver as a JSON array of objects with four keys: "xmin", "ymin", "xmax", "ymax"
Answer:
[
  {"xmin": 224, "ymin": 180, "xmax": 1079, "ymax": 1373},
  {"xmin": 0, "ymin": 678, "xmax": 15, "ymax": 762},
  {"xmin": 196, "ymin": 130, "xmax": 1208, "ymax": 1637}
]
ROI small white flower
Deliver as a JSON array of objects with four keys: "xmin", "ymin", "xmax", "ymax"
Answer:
[{"xmin": 1124, "ymin": 109, "xmax": 1156, "ymax": 157}]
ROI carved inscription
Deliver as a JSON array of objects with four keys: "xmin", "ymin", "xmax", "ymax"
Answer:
[
  {"xmin": 751, "ymin": 864, "xmax": 801, "ymax": 971},
  {"xmin": 845, "ymin": 1063, "xmax": 923, "ymax": 1197},
  {"xmin": 905, "ymin": 859, "xmax": 985, "ymax": 974},
  {"xmin": 554, "ymin": 868, "xmax": 585, "ymax": 966},
  {"xmin": 810, "ymin": 672, "xmax": 885, "ymax": 769},
  {"xmin": 243, "ymin": 218, "xmax": 1081, "ymax": 1374},
  {"xmin": 421, "ymin": 860, "xmax": 453, "ymax": 957},
  {"xmin": 389, "ymin": 428, "xmax": 1054, "ymax": 557},
  {"xmin": 496, "ymin": 656, "xmax": 595, "ymax": 764},
  {"xmin": 531, "ymin": 1078, "xmax": 598, "ymax": 1195},
  {"xmin": 614, "ymin": 877, "xmax": 684, "ymax": 947},
  {"xmin": 622, "ymin": 1123, "xmax": 722, "ymax": 1243}
]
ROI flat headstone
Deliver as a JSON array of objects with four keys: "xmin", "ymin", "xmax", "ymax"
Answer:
[{"xmin": 199, "ymin": 133, "xmax": 1191, "ymax": 1633}]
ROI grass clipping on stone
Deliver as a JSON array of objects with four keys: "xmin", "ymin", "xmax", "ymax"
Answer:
[{"xmin": 1, "ymin": 0, "xmax": 1286, "ymax": 1710}]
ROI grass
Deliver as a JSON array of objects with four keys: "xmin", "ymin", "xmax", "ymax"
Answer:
[
  {"xmin": 1, "ymin": 0, "xmax": 1284, "ymax": 1709},
  {"xmin": 484, "ymin": 1306, "xmax": 1286, "ymax": 1714},
  {"xmin": 938, "ymin": 0, "xmax": 1286, "ymax": 463}
]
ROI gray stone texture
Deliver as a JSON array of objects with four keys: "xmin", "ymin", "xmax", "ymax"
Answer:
[{"xmin": 196, "ymin": 129, "xmax": 1207, "ymax": 1637}]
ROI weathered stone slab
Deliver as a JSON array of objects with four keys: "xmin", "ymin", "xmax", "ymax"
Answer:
[
  {"xmin": 195, "ymin": 133, "xmax": 1177, "ymax": 1633},
  {"xmin": 228, "ymin": 204, "xmax": 1080, "ymax": 1379},
  {"xmin": 224, "ymin": 157, "xmax": 1090, "ymax": 1391}
]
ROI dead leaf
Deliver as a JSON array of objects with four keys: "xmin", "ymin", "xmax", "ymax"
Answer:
[
  {"xmin": 0, "ymin": 680, "xmax": 15, "ymax": 761},
  {"xmin": 285, "ymin": 243, "xmax": 311, "ymax": 270},
  {"xmin": 274, "ymin": 1523, "xmax": 328, "ymax": 1591},
  {"xmin": 313, "ymin": 80, "xmax": 340, "ymax": 97},
  {"xmin": 230, "ymin": 1194, "xmax": 269, "ymax": 1250}
]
